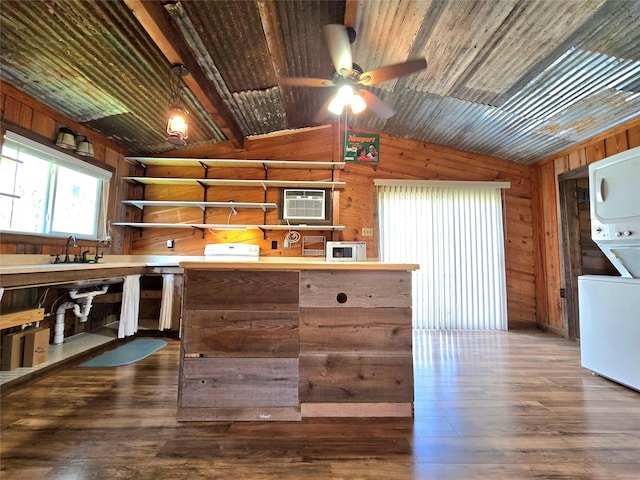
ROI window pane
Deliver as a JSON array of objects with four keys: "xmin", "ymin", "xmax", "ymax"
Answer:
[
  {"xmin": 0, "ymin": 157, "xmax": 19, "ymax": 196},
  {"xmin": 51, "ymin": 166, "xmax": 99, "ymax": 236},
  {"xmin": 2, "ymin": 132, "xmax": 109, "ymax": 239},
  {"xmin": 0, "ymin": 152, "xmax": 50, "ymax": 233}
]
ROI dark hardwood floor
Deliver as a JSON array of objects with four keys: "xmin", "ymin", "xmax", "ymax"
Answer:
[{"xmin": 1, "ymin": 330, "xmax": 639, "ymax": 479}]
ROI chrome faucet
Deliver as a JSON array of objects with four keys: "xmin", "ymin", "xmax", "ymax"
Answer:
[{"xmin": 63, "ymin": 235, "xmax": 78, "ymax": 263}]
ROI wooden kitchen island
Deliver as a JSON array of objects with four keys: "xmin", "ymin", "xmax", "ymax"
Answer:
[{"xmin": 177, "ymin": 260, "xmax": 419, "ymax": 421}]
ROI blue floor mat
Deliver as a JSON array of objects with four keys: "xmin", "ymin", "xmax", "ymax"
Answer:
[{"xmin": 80, "ymin": 339, "xmax": 167, "ymax": 367}]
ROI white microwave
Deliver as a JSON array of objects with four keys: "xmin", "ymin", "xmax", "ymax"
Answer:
[{"xmin": 326, "ymin": 241, "xmax": 366, "ymax": 262}]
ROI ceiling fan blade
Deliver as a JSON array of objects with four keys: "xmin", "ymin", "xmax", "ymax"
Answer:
[
  {"xmin": 358, "ymin": 58, "xmax": 428, "ymax": 86},
  {"xmin": 323, "ymin": 24, "xmax": 353, "ymax": 76},
  {"xmin": 358, "ymin": 90, "xmax": 395, "ymax": 119},
  {"xmin": 278, "ymin": 77, "xmax": 335, "ymax": 88}
]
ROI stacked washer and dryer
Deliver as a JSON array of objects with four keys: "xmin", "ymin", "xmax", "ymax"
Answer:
[{"xmin": 578, "ymin": 146, "xmax": 640, "ymax": 391}]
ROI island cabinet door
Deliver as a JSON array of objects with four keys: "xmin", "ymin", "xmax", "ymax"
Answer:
[
  {"xmin": 298, "ymin": 270, "xmax": 414, "ymax": 418},
  {"xmin": 178, "ymin": 269, "xmax": 301, "ymax": 421}
]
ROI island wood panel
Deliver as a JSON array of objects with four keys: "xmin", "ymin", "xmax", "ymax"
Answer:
[
  {"xmin": 299, "ymin": 307, "xmax": 412, "ymax": 353},
  {"xmin": 176, "ymin": 406, "xmax": 301, "ymax": 422},
  {"xmin": 298, "ymin": 353, "xmax": 413, "ymax": 403},
  {"xmin": 299, "ymin": 269, "xmax": 414, "ymax": 415},
  {"xmin": 299, "ymin": 271, "xmax": 412, "ymax": 309},
  {"xmin": 300, "ymin": 402, "xmax": 413, "ymax": 418},
  {"xmin": 180, "ymin": 357, "xmax": 299, "ymax": 409},
  {"xmin": 182, "ymin": 309, "xmax": 299, "ymax": 358},
  {"xmin": 184, "ymin": 270, "xmax": 299, "ymax": 311},
  {"xmin": 180, "ymin": 268, "xmax": 301, "ymax": 421}
]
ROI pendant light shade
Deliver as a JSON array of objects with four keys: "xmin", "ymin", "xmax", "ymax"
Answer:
[
  {"xmin": 75, "ymin": 136, "xmax": 94, "ymax": 157},
  {"xmin": 56, "ymin": 127, "xmax": 76, "ymax": 149},
  {"xmin": 350, "ymin": 93, "xmax": 366, "ymax": 114},
  {"xmin": 328, "ymin": 95, "xmax": 345, "ymax": 115}
]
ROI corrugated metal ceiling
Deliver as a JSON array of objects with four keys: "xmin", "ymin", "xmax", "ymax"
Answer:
[{"xmin": 1, "ymin": 0, "xmax": 638, "ymax": 164}]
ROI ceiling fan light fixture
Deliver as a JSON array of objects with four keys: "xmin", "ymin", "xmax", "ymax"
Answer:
[
  {"xmin": 350, "ymin": 93, "xmax": 366, "ymax": 114},
  {"xmin": 328, "ymin": 85, "xmax": 356, "ymax": 115},
  {"xmin": 336, "ymin": 84, "xmax": 354, "ymax": 102}
]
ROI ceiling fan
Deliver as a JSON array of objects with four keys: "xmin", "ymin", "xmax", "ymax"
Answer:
[{"xmin": 279, "ymin": 24, "xmax": 428, "ymax": 122}]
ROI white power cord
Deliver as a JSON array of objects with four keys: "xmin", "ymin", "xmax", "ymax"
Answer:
[{"xmin": 284, "ymin": 230, "xmax": 300, "ymax": 249}]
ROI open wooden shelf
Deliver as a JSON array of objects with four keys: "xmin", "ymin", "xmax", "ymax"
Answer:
[
  {"xmin": 121, "ymin": 200, "xmax": 277, "ymax": 212},
  {"xmin": 125, "ymin": 157, "xmax": 345, "ymax": 170}
]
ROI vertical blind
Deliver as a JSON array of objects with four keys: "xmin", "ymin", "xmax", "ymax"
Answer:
[{"xmin": 376, "ymin": 180, "xmax": 509, "ymax": 330}]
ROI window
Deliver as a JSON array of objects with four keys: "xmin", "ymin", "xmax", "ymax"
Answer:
[
  {"xmin": 376, "ymin": 180, "xmax": 510, "ymax": 330},
  {"xmin": 0, "ymin": 131, "xmax": 111, "ymax": 239}
]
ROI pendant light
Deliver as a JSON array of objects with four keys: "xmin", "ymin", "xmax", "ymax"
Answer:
[{"xmin": 166, "ymin": 64, "xmax": 190, "ymax": 147}]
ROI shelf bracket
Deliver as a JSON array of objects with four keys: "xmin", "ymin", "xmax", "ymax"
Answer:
[
  {"xmin": 199, "ymin": 161, "xmax": 209, "ymax": 178},
  {"xmin": 202, "ymin": 185, "xmax": 208, "ymax": 225},
  {"xmin": 261, "ymin": 164, "xmax": 270, "ymax": 227},
  {"xmin": 191, "ymin": 226, "xmax": 206, "ymax": 239},
  {"xmin": 134, "ymin": 159, "xmax": 147, "ymax": 173}
]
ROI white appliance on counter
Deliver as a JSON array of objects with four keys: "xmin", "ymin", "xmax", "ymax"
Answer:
[
  {"xmin": 326, "ymin": 241, "xmax": 366, "ymax": 262},
  {"xmin": 578, "ymin": 146, "xmax": 640, "ymax": 391},
  {"xmin": 203, "ymin": 243, "xmax": 260, "ymax": 262}
]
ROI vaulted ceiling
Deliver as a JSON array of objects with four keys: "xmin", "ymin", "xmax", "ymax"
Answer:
[{"xmin": 1, "ymin": 0, "xmax": 639, "ymax": 164}]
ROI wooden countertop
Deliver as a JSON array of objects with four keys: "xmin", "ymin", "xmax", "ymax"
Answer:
[
  {"xmin": 180, "ymin": 260, "xmax": 419, "ymax": 271},
  {"xmin": 0, "ymin": 255, "xmax": 418, "ymax": 289}
]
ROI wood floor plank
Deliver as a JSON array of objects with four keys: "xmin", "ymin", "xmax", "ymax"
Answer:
[{"xmin": 2, "ymin": 330, "xmax": 639, "ymax": 479}]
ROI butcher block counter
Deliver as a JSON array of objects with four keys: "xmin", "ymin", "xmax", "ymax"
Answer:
[{"xmin": 178, "ymin": 260, "xmax": 418, "ymax": 422}]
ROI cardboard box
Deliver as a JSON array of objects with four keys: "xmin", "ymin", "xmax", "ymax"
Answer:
[
  {"xmin": 2, "ymin": 330, "xmax": 29, "ymax": 371},
  {"xmin": 23, "ymin": 328, "xmax": 50, "ymax": 367}
]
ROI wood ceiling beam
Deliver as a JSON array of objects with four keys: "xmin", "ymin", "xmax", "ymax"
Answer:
[
  {"xmin": 344, "ymin": 0, "xmax": 359, "ymax": 28},
  {"xmin": 124, "ymin": 0, "xmax": 244, "ymax": 148}
]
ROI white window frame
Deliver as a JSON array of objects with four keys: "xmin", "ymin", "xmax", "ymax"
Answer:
[{"xmin": 1, "ymin": 130, "xmax": 112, "ymax": 240}]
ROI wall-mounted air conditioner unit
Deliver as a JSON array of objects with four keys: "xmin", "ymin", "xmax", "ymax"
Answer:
[{"xmin": 282, "ymin": 189, "xmax": 326, "ymax": 220}]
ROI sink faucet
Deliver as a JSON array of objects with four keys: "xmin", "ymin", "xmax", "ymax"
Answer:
[
  {"xmin": 63, "ymin": 235, "xmax": 78, "ymax": 263},
  {"xmin": 93, "ymin": 239, "xmax": 111, "ymax": 263}
]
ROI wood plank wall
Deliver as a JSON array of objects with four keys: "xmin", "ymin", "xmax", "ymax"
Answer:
[
  {"xmin": 532, "ymin": 118, "xmax": 640, "ymax": 332},
  {"xmin": 0, "ymin": 82, "xmax": 131, "ymax": 257},
  {"xmin": 2, "ymin": 84, "xmax": 568, "ymax": 329},
  {"xmin": 136, "ymin": 125, "xmax": 535, "ymax": 328}
]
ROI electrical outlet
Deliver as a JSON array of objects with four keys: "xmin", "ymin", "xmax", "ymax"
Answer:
[
  {"xmin": 362, "ymin": 227, "xmax": 374, "ymax": 237},
  {"xmin": 166, "ymin": 239, "xmax": 174, "ymax": 249}
]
